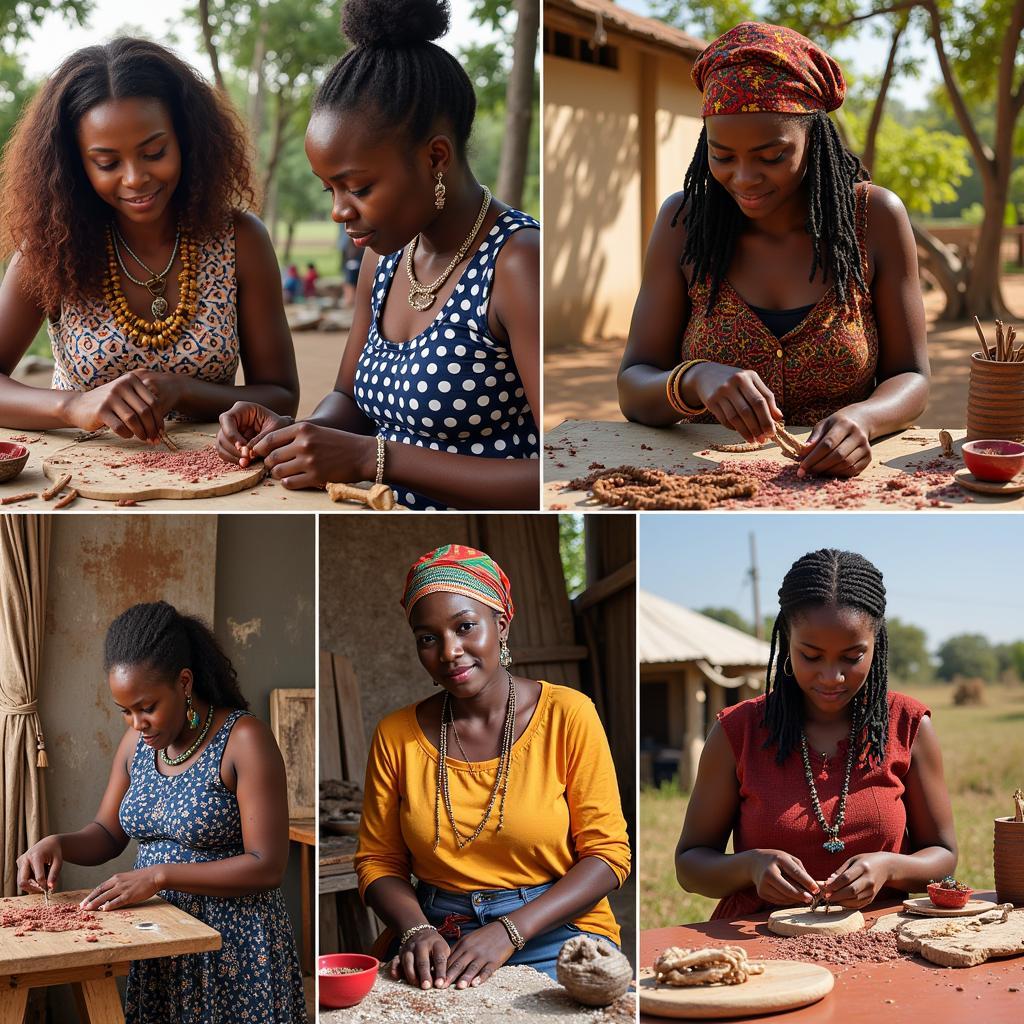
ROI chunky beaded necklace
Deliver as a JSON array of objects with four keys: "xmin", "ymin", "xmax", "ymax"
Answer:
[
  {"xmin": 103, "ymin": 224, "xmax": 200, "ymax": 348},
  {"xmin": 160, "ymin": 701, "xmax": 214, "ymax": 767},
  {"xmin": 800, "ymin": 720, "xmax": 857, "ymax": 853},
  {"xmin": 433, "ymin": 672, "xmax": 515, "ymax": 850}
]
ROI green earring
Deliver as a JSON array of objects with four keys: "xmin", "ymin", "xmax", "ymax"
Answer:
[{"xmin": 186, "ymin": 693, "xmax": 200, "ymax": 729}]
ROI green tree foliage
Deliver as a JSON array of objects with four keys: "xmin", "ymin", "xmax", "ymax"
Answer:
[
  {"xmin": 697, "ymin": 606, "xmax": 752, "ymax": 634},
  {"xmin": 936, "ymin": 633, "xmax": 998, "ymax": 682},
  {"xmin": 0, "ymin": 0, "xmax": 91, "ymax": 51},
  {"xmin": 886, "ymin": 617, "xmax": 932, "ymax": 682},
  {"xmin": 558, "ymin": 514, "xmax": 586, "ymax": 598},
  {"xmin": 995, "ymin": 641, "xmax": 1024, "ymax": 681}
]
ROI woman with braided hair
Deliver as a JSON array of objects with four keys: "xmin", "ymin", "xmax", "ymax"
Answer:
[
  {"xmin": 355, "ymin": 545, "xmax": 630, "ymax": 988},
  {"xmin": 16, "ymin": 601, "xmax": 307, "ymax": 1023},
  {"xmin": 675, "ymin": 549, "xmax": 956, "ymax": 919},
  {"xmin": 618, "ymin": 22, "xmax": 929, "ymax": 478}
]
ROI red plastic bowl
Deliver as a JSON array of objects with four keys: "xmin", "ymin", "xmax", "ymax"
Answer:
[
  {"xmin": 962, "ymin": 439, "xmax": 1024, "ymax": 482},
  {"xmin": 927, "ymin": 882, "xmax": 972, "ymax": 908},
  {"xmin": 0, "ymin": 441, "xmax": 29, "ymax": 483},
  {"xmin": 318, "ymin": 953, "xmax": 379, "ymax": 1009}
]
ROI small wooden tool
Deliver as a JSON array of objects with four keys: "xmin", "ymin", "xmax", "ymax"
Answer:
[{"xmin": 326, "ymin": 482, "xmax": 395, "ymax": 511}]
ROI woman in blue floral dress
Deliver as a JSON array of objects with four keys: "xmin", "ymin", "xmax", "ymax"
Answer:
[{"xmin": 16, "ymin": 601, "xmax": 307, "ymax": 1024}]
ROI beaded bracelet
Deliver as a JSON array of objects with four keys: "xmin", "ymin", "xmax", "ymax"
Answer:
[
  {"xmin": 398, "ymin": 923, "xmax": 437, "ymax": 949},
  {"xmin": 374, "ymin": 435, "xmax": 386, "ymax": 485},
  {"xmin": 666, "ymin": 359, "xmax": 709, "ymax": 416},
  {"xmin": 497, "ymin": 914, "xmax": 526, "ymax": 951}
]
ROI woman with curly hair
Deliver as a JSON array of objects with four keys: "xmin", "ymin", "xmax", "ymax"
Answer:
[{"xmin": 0, "ymin": 38, "xmax": 298, "ymax": 441}]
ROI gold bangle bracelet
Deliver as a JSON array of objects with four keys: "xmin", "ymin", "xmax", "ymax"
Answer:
[
  {"xmin": 374, "ymin": 434, "xmax": 386, "ymax": 485},
  {"xmin": 667, "ymin": 359, "xmax": 708, "ymax": 416},
  {"xmin": 497, "ymin": 914, "xmax": 526, "ymax": 951}
]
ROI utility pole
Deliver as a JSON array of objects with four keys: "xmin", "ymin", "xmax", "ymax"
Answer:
[{"xmin": 749, "ymin": 533, "xmax": 762, "ymax": 640}]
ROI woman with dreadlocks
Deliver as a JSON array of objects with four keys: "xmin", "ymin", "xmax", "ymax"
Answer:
[
  {"xmin": 674, "ymin": 549, "xmax": 956, "ymax": 918},
  {"xmin": 16, "ymin": 602, "xmax": 307, "ymax": 1023},
  {"xmin": 618, "ymin": 23, "xmax": 929, "ymax": 478}
]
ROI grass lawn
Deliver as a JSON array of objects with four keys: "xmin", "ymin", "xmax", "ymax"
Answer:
[{"xmin": 640, "ymin": 680, "xmax": 1024, "ymax": 930}]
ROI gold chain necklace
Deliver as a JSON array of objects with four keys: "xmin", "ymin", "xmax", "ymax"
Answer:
[
  {"xmin": 160, "ymin": 701, "xmax": 214, "ymax": 766},
  {"xmin": 112, "ymin": 227, "xmax": 180, "ymax": 319},
  {"xmin": 433, "ymin": 672, "xmax": 515, "ymax": 850},
  {"xmin": 405, "ymin": 186, "xmax": 491, "ymax": 311},
  {"xmin": 103, "ymin": 225, "xmax": 200, "ymax": 348}
]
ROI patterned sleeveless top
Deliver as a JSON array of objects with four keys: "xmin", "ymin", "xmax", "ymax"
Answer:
[
  {"xmin": 354, "ymin": 208, "xmax": 540, "ymax": 511},
  {"xmin": 48, "ymin": 220, "xmax": 240, "ymax": 392},
  {"xmin": 711, "ymin": 690, "xmax": 930, "ymax": 921},
  {"xmin": 681, "ymin": 183, "xmax": 877, "ymax": 427}
]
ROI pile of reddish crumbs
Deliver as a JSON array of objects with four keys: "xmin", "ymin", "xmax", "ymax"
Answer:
[
  {"xmin": 0, "ymin": 903, "xmax": 105, "ymax": 938},
  {"xmin": 118, "ymin": 446, "xmax": 238, "ymax": 484},
  {"xmin": 763, "ymin": 929, "xmax": 907, "ymax": 966}
]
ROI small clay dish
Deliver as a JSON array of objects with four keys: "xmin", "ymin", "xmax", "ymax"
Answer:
[
  {"xmin": 318, "ymin": 953, "xmax": 378, "ymax": 1009},
  {"xmin": 962, "ymin": 439, "xmax": 1024, "ymax": 482},
  {"xmin": 927, "ymin": 882, "xmax": 973, "ymax": 909},
  {"xmin": 0, "ymin": 442, "xmax": 29, "ymax": 483}
]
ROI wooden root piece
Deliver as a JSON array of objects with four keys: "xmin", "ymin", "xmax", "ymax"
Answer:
[
  {"xmin": 652, "ymin": 946, "xmax": 765, "ymax": 988},
  {"xmin": 974, "ymin": 316, "xmax": 992, "ymax": 359},
  {"xmin": 1, "ymin": 491, "xmax": 38, "ymax": 505},
  {"xmin": 326, "ymin": 481, "xmax": 395, "ymax": 511},
  {"xmin": 773, "ymin": 423, "xmax": 809, "ymax": 460},
  {"xmin": 1013, "ymin": 788, "xmax": 1024, "ymax": 823},
  {"xmin": 586, "ymin": 466, "xmax": 758, "ymax": 510},
  {"xmin": 41, "ymin": 473, "xmax": 72, "ymax": 501},
  {"xmin": 159, "ymin": 430, "xmax": 180, "ymax": 452},
  {"xmin": 939, "ymin": 430, "xmax": 954, "ymax": 457},
  {"xmin": 53, "ymin": 487, "xmax": 79, "ymax": 509}
]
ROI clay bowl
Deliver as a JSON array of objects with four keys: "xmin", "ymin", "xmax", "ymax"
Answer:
[
  {"xmin": 0, "ymin": 442, "xmax": 29, "ymax": 483},
  {"xmin": 962, "ymin": 439, "xmax": 1024, "ymax": 482},
  {"xmin": 927, "ymin": 882, "xmax": 973, "ymax": 909},
  {"xmin": 318, "ymin": 953, "xmax": 378, "ymax": 1009}
]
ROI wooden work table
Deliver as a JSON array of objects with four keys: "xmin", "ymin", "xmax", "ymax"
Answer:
[
  {"xmin": 319, "ymin": 835, "xmax": 359, "ymax": 896},
  {"xmin": 544, "ymin": 421, "xmax": 1024, "ymax": 511},
  {"xmin": 0, "ymin": 426, "xmax": 387, "ymax": 512},
  {"xmin": 640, "ymin": 892, "xmax": 1022, "ymax": 1023},
  {"xmin": 0, "ymin": 890, "xmax": 220, "ymax": 1023},
  {"xmin": 290, "ymin": 818, "xmax": 316, "ymax": 975}
]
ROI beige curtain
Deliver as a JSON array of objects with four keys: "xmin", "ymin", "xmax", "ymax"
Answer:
[{"xmin": 0, "ymin": 514, "xmax": 51, "ymax": 896}]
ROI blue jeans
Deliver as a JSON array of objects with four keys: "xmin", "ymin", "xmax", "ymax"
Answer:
[{"xmin": 391, "ymin": 881, "xmax": 617, "ymax": 981}]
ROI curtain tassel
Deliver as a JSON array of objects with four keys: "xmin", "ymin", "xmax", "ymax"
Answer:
[{"xmin": 36, "ymin": 732, "xmax": 48, "ymax": 769}]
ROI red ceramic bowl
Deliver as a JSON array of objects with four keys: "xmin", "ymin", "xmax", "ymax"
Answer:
[
  {"xmin": 927, "ymin": 882, "xmax": 972, "ymax": 908},
  {"xmin": 0, "ymin": 441, "xmax": 29, "ymax": 483},
  {"xmin": 962, "ymin": 439, "xmax": 1024, "ymax": 482},
  {"xmin": 318, "ymin": 953, "xmax": 378, "ymax": 1009}
]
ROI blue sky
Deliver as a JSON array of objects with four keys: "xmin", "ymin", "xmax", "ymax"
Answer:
[{"xmin": 639, "ymin": 515, "xmax": 1023, "ymax": 647}]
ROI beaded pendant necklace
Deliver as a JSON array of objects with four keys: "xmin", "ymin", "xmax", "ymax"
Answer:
[
  {"xmin": 800, "ymin": 719, "xmax": 857, "ymax": 853},
  {"xmin": 160, "ymin": 701, "xmax": 214, "ymax": 767},
  {"xmin": 433, "ymin": 672, "xmax": 515, "ymax": 850}
]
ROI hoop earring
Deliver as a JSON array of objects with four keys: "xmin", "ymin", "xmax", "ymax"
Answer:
[
  {"xmin": 434, "ymin": 171, "xmax": 446, "ymax": 210},
  {"xmin": 499, "ymin": 637, "xmax": 513, "ymax": 669},
  {"xmin": 185, "ymin": 692, "xmax": 200, "ymax": 729},
  {"xmin": 783, "ymin": 655, "xmax": 793, "ymax": 677}
]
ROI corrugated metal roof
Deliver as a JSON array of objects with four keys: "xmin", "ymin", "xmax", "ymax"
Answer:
[
  {"xmin": 639, "ymin": 590, "xmax": 772, "ymax": 668},
  {"xmin": 546, "ymin": 0, "xmax": 706, "ymax": 58}
]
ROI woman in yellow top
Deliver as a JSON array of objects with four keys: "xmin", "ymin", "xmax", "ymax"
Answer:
[{"xmin": 355, "ymin": 544, "xmax": 630, "ymax": 990}]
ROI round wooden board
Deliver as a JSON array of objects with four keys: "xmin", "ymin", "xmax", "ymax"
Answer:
[
  {"xmin": 638, "ymin": 961, "xmax": 834, "ymax": 1019},
  {"xmin": 901, "ymin": 897, "xmax": 998, "ymax": 917},
  {"xmin": 42, "ymin": 428, "xmax": 265, "ymax": 501},
  {"xmin": 768, "ymin": 907, "xmax": 865, "ymax": 936},
  {"xmin": 954, "ymin": 468, "xmax": 1024, "ymax": 495}
]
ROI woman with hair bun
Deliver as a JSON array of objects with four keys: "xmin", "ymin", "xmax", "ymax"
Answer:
[
  {"xmin": 16, "ymin": 601, "xmax": 307, "ymax": 1023},
  {"xmin": 218, "ymin": 0, "xmax": 541, "ymax": 510},
  {"xmin": 0, "ymin": 38, "xmax": 298, "ymax": 442}
]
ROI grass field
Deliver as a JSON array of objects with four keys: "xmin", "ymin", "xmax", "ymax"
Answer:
[{"xmin": 640, "ymin": 680, "xmax": 1024, "ymax": 930}]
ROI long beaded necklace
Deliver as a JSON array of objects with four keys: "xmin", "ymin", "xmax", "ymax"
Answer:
[
  {"xmin": 433, "ymin": 672, "xmax": 515, "ymax": 850},
  {"xmin": 800, "ymin": 719, "xmax": 857, "ymax": 853},
  {"xmin": 103, "ymin": 224, "xmax": 200, "ymax": 348},
  {"xmin": 160, "ymin": 700, "xmax": 214, "ymax": 767},
  {"xmin": 405, "ymin": 186, "xmax": 491, "ymax": 311}
]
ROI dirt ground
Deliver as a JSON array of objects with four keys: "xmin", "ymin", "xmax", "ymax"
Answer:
[{"xmin": 543, "ymin": 277, "xmax": 1024, "ymax": 432}]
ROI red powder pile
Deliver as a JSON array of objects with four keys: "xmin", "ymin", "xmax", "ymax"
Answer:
[
  {"xmin": 0, "ymin": 903, "xmax": 104, "ymax": 937},
  {"xmin": 763, "ymin": 929, "xmax": 908, "ymax": 967},
  {"xmin": 117, "ymin": 446, "xmax": 239, "ymax": 484}
]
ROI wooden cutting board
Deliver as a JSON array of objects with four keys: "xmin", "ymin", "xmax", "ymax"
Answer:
[
  {"xmin": 638, "ymin": 961, "xmax": 834, "ymax": 1019},
  {"xmin": 0, "ymin": 890, "xmax": 220, "ymax": 975},
  {"xmin": 768, "ymin": 906, "xmax": 864, "ymax": 935},
  {"xmin": 42, "ymin": 427, "xmax": 265, "ymax": 501},
  {"xmin": 902, "ymin": 897, "xmax": 999, "ymax": 917}
]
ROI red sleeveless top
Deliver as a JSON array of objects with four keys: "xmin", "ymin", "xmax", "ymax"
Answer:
[
  {"xmin": 681, "ymin": 183, "xmax": 877, "ymax": 427},
  {"xmin": 711, "ymin": 690, "xmax": 930, "ymax": 921}
]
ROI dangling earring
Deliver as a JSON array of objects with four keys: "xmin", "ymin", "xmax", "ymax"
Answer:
[
  {"xmin": 434, "ymin": 171, "xmax": 446, "ymax": 210},
  {"xmin": 186, "ymin": 692, "xmax": 200, "ymax": 729},
  {"xmin": 499, "ymin": 637, "xmax": 513, "ymax": 669},
  {"xmin": 783, "ymin": 655, "xmax": 793, "ymax": 677}
]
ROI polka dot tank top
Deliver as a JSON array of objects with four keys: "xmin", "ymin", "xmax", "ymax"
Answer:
[{"xmin": 355, "ymin": 207, "xmax": 540, "ymax": 510}]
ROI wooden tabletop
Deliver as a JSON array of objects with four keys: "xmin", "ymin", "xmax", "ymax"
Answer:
[
  {"xmin": 289, "ymin": 818, "xmax": 315, "ymax": 846},
  {"xmin": 0, "ymin": 890, "xmax": 220, "ymax": 976},
  {"xmin": 640, "ymin": 892, "xmax": 1022, "ymax": 1023},
  {"xmin": 0, "ymin": 426, "xmax": 382, "ymax": 512},
  {"xmin": 544, "ymin": 421, "xmax": 1023, "ymax": 511}
]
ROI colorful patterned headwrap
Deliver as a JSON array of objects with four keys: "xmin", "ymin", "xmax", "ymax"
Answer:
[
  {"xmin": 692, "ymin": 22, "xmax": 846, "ymax": 117},
  {"xmin": 401, "ymin": 544, "xmax": 514, "ymax": 621}
]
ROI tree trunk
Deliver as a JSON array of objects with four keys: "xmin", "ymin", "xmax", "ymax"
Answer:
[
  {"xmin": 260, "ymin": 92, "xmax": 291, "ymax": 218},
  {"xmin": 247, "ymin": 5, "xmax": 269, "ymax": 143},
  {"xmin": 862, "ymin": 19, "xmax": 905, "ymax": 174},
  {"xmin": 964, "ymin": 173, "xmax": 1013, "ymax": 319},
  {"xmin": 283, "ymin": 219, "xmax": 296, "ymax": 264},
  {"xmin": 912, "ymin": 220, "xmax": 965, "ymax": 321},
  {"xmin": 495, "ymin": 0, "xmax": 539, "ymax": 207},
  {"xmin": 198, "ymin": 0, "xmax": 225, "ymax": 91}
]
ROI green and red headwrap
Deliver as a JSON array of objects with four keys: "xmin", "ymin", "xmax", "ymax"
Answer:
[
  {"xmin": 401, "ymin": 544, "xmax": 514, "ymax": 622},
  {"xmin": 692, "ymin": 22, "xmax": 845, "ymax": 117}
]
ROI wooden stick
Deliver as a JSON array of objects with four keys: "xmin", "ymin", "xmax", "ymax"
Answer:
[
  {"xmin": 53, "ymin": 487, "xmax": 78, "ymax": 509},
  {"xmin": 158, "ymin": 430, "xmax": 179, "ymax": 452},
  {"xmin": 41, "ymin": 473, "xmax": 71, "ymax": 500},
  {"xmin": 996, "ymin": 320, "xmax": 1005, "ymax": 361},
  {"xmin": 0, "ymin": 491, "xmax": 37, "ymax": 505},
  {"xmin": 973, "ymin": 316, "xmax": 992, "ymax": 359}
]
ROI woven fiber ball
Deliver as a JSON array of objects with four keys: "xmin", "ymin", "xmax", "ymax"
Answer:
[{"xmin": 555, "ymin": 935, "xmax": 633, "ymax": 1007}]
